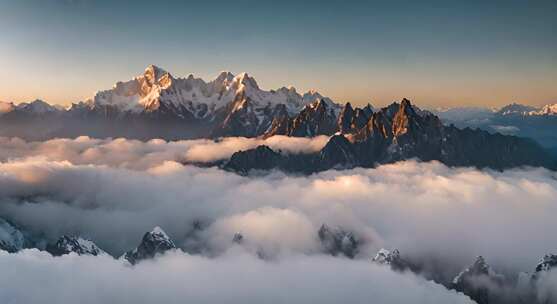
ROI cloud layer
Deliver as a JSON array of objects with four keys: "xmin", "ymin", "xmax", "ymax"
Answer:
[
  {"xmin": 0, "ymin": 158, "xmax": 555, "ymax": 270},
  {"xmin": 0, "ymin": 249, "xmax": 475, "ymax": 304},
  {"xmin": 0, "ymin": 135, "xmax": 329, "ymax": 170},
  {"xmin": 0, "ymin": 136, "xmax": 556, "ymax": 303}
]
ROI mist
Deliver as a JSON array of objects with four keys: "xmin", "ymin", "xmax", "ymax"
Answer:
[
  {"xmin": 0, "ymin": 249, "xmax": 476, "ymax": 304},
  {"xmin": 0, "ymin": 136, "xmax": 556, "ymax": 303},
  {"xmin": 0, "ymin": 135, "xmax": 329, "ymax": 170}
]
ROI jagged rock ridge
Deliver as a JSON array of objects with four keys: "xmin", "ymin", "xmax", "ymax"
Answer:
[
  {"xmin": 0, "ymin": 66, "xmax": 337, "ymax": 140},
  {"xmin": 46, "ymin": 236, "xmax": 106, "ymax": 256},
  {"xmin": 225, "ymin": 99, "xmax": 555, "ymax": 174}
]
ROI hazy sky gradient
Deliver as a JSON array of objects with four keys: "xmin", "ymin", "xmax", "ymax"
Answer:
[{"xmin": 0, "ymin": 0, "xmax": 556, "ymax": 108}]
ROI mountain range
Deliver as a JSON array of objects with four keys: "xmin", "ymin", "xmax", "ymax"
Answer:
[
  {"xmin": 0, "ymin": 65, "xmax": 338, "ymax": 140},
  {"xmin": 1, "ymin": 65, "xmax": 556, "ymax": 172},
  {"xmin": 1, "ymin": 217, "xmax": 555, "ymax": 304},
  {"xmin": 433, "ymin": 102, "xmax": 557, "ymax": 154},
  {"xmin": 225, "ymin": 99, "xmax": 555, "ymax": 173}
]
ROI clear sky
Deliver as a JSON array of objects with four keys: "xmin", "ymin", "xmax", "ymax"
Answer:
[{"xmin": 0, "ymin": 0, "xmax": 556, "ymax": 108}]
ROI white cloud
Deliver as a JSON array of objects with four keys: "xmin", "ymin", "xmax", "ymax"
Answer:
[
  {"xmin": 0, "ymin": 158, "xmax": 555, "ymax": 272},
  {"xmin": 0, "ymin": 135, "xmax": 329, "ymax": 170},
  {"xmin": 0, "ymin": 249, "xmax": 475, "ymax": 304},
  {"xmin": 536, "ymin": 270, "xmax": 557, "ymax": 303},
  {"xmin": 490, "ymin": 125, "xmax": 520, "ymax": 134},
  {"xmin": 0, "ymin": 136, "xmax": 556, "ymax": 302}
]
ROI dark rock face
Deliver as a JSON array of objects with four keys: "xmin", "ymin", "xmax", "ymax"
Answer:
[
  {"xmin": 318, "ymin": 224, "xmax": 359, "ymax": 258},
  {"xmin": 352, "ymin": 106, "xmax": 372, "ymax": 130},
  {"xmin": 337, "ymin": 102, "xmax": 373, "ymax": 134},
  {"xmin": 318, "ymin": 134, "xmax": 358, "ymax": 170},
  {"xmin": 211, "ymin": 93, "xmax": 260, "ymax": 138},
  {"xmin": 289, "ymin": 99, "xmax": 339, "ymax": 137},
  {"xmin": 123, "ymin": 227, "xmax": 177, "ymax": 265},
  {"xmin": 451, "ymin": 256, "xmax": 505, "ymax": 304},
  {"xmin": 225, "ymin": 145, "xmax": 284, "ymax": 175},
  {"xmin": 263, "ymin": 99, "xmax": 339, "ymax": 137},
  {"xmin": 225, "ymin": 99, "xmax": 556, "ymax": 174},
  {"xmin": 338, "ymin": 102, "xmax": 355, "ymax": 133},
  {"xmin": 264, "ymin": 110, "xmax": 292, "ymax": 138},
  {"xmin": 46, "ymin": 236, "xmax": 106, "ymax": 256}
]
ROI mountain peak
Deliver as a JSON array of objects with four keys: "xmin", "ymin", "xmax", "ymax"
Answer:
[
  {"xmin": 122, "ymin": 226, "xmax": 177, "ymax": 265},
  {"xmin": 16, "ymin": 99, "xmax": 59, "ymax": 114},
  {"xmin": 372, "ymin": 248, "xmax": 401, "ymax": 264},
  {"xmin": 371, "ymin": 248, "xmax": 410, "ymax": 271},
  {"xmin": 536, "ymin": 103, "xmax": 557, "ymax": 115},
  {"xmin": 150, "ymin": 226, "xmax": 170, "ymax": 239},
  {"xmin": 143, "ymin": 65, "xmax": 171, "ymax": 85},
  {"xmin": 497, "ymin": 103, "xmax": 538, "ymax": 116},
  {"xmin": 233, "ymin": 72, "xmax": 259, "ymax": 90},
  {"xmin": 453, "ymin": 256, "xmax": 495, "ymax": 285},
  {"xmin": 215, "ymin": 70, "xmax": 235, "ymax": 83},
  {"xmin": 535, "ymin": 253, "xmax": 557, "ymax": 273},
  {"xmin": 276, "ymin": 86, "xmax": 298, "ymax": 95},
  {"xmin": 145, "ymin": 64, "xmax": 167, "ymax": 74}
]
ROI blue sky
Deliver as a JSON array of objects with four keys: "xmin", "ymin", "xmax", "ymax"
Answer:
[{"xmin": 0, "ymin": 0, "xmax": 556, "ymax": 107}]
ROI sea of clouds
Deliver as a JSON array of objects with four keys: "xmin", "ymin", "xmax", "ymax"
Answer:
[
  {"xmin": 0, "ymin": 136, "xmax": 556, "ymax": 303},
  {"xmin": 0, "ymin": 135, "xmax": 330, "ymax": 169}
]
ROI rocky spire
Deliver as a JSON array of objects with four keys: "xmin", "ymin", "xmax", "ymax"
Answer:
[
  {"xmin": 338, "ymin": 102, "xmax": 355, "ymax": 133},
  {"xmin": 122, "ymin": 226, "xmax": 177, "ymax": 265}
]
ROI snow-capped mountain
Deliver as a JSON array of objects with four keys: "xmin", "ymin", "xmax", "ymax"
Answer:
[
  {"xmin": 496, "ymin": 103, "xmax": 539, "ymax": 116},
  {"xmin": 535, "ymin": 254, "xmax": 557, "ymax": 274},
  {"xmin": 18, "ymin": 99, "xmax": 62, "ymax": 114},
  {"xmin": 122, "ymin": 226, "xmax": 177, "ymax": 265},
  {"xmin": 46, "ymin": 236, "xmax": 107, "ymax": 256},
  {"xmin": 432, "ymin": 103, "xmax": 557, "ymax": 153},
  {"xmin": 0, "ymin": 218, "xmax": 25, "ymax": 253},
  {"xmin": 88, "ymin": 65, "xmax": 326, "ymax": 118},
  {"xmin": 83, "ymin": 64, "xmax": 335, "ymax": 138},
  {"xmin": 0, "ymin": 99, "xmax": 61, "ymax": 116},
  {"xmin": 433, "ymin": 106, "xmax": 495, "ymax": 123},
  {"xmin": 451, "ymin": 256, "xmax": 505, "ymax": 304},
  {"xmin": 0, "ymin": 218, "xmax": 50, "ymax": 253},
  {"xmin": 532, "ymin": 103, "xmax": 557, "ymax": 116},
  {"xmin": 0, "ymin": 65, "xmax": 341, "ymax": 140},
  {"xmin": 452, "ymin": 256, "xmax": 503, "ymax": 285},
  {"xmin": 371, "ymin": 248, "xmax": 411, "ymax": 271},
  {"xmin": 494, "ymin": 102, "xmax": 557, "ymax": 116},
  {"xmin": 0, "ymin": 66, "xmax": 556, "ymax": 165}
]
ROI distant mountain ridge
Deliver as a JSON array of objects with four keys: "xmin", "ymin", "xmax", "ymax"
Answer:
[
  {"xmin": 1, "ymin": 216, "xmax": 555, "ymax": 304},
  {"xmin": 1, "ymin": 66, "xmax": 555, "ymax": 141},
  {"xmin": 0, "ymin": 65, "xmax": 555, "ymax": 171},
  {"xmin": 225, "ymin": 99, "xmax": 555, "ymax": 173},
  {"xmin": 434, "ymin": 102, "xmax": 557, "ymax": 153},
  {"xmin": 0, "ymin": 65, "xmax": 339, "ymax": 140}
]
